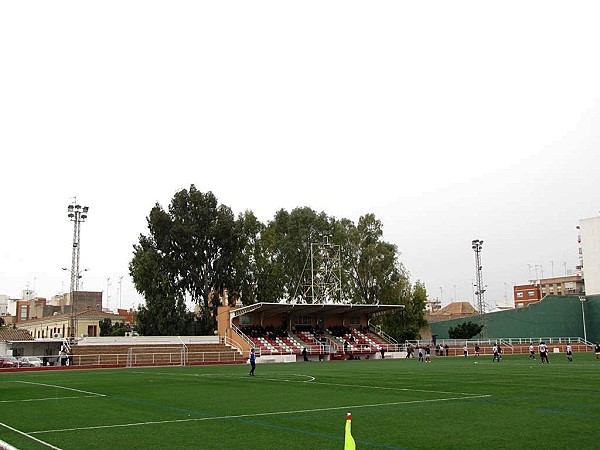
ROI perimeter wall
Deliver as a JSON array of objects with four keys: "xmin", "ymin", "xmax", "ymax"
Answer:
[{"xmin": 429, "ymin": 295, "xmax": 600, "ymax": 342}]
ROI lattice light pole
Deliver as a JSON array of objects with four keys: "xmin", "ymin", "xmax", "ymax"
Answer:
[
  {"xmin": 296, "ymin": 237, "xmax": 343, "ymax": 304},
  {"xmin": 66, "ymin": 199, "xmax": 89, "ymax": 339},
  {"xmin": 472, "ymin": 239, "xmax": 486, "ymax": 314}
]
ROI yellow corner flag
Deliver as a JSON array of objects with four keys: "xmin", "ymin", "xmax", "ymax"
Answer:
[{"xmin": 344, "ymin": 412, "xmax": 356, "ymax": 450}]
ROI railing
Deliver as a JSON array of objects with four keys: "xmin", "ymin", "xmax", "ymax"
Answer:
[
  {"xmin": 231, "ymin": 323, "xmax": 257, "ymax": 353},
  {"xmin": 498, "ymin": 337, "xmax": 591, "ymax": 346},
  {"xmin": 186, "ymin": 350, "xmax": 247, "ymax": 364},
  {"xmin": 126, "ymin": 347, "xmax": 185, "ymax": 367},
  {"xmin": 70, "ymin": 353, "xmax": 129, "ymax": 366},
  {"xmin": 406, "ymin": 337, "xmax": 593, "ymax": 356},
  {"xmin": 222, "ymin": 335, "xmax": 244, "ymax": 355},
  {"xmin": 411, "ymin": 337, "xmax": 591, "ymax": 347},
  {"xmin": 369, "ymin": 324, "xmax": 398, "ymax": 344}
]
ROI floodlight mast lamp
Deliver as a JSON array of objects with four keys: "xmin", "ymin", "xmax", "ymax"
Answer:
[
  {"xmin": 66, "ymin": 199, "xmax": 89, "ymax": 339},
  {"xmin": 472, "ymin": 239, "xmax": 486, "ymax": 314}
]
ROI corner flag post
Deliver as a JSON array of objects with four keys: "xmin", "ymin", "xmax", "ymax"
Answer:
[{"xmin": 345, "ymin": 412, "xmax": 356, "ymax": 450}]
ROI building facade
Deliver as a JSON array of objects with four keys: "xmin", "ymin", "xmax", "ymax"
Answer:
[
  {"xmin": 539, "ymin": 274, "xmax": 585, "ymax": 297},
  {"xmin": 17, "ymin": 309, "xmax": 125, "ymax": 339},
  {"xmin": 513, "ymin": 283, "xmax": 542, "ymax": 308}
]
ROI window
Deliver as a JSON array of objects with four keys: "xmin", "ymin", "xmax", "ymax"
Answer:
[
  {"xmin": 19, "ymin": 305, "xmax": 28, "ymax": 321},
  {"xmin": 517, "ymin": 292, "xmax": 524, "ymax": 298},
  {"xmin": 528, "ymin": 291, "xmax": 535, "ymax": 297}
]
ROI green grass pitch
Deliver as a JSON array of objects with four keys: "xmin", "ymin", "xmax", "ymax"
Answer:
[{"xmin": 1, "ymin": 353, "xmax": 599, "ymax": 449}]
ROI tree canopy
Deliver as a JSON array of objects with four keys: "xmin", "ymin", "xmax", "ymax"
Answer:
[
  {"xmin": 448, "ymin": 321, "xmax": 484, "ymax": 339},
  {"xmin": 129, "ymin": 185, "xmax": 428, "ymax": 337}
]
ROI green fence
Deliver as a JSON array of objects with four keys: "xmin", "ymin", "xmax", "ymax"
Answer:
[{"xmin": 429, "ymin": 295, "xmax": 600, "ymax": 343}]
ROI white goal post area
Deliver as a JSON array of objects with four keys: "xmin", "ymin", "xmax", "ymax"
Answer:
[{"xmin": 126, "ymin": 347, "xmax": 186, "ymax": 368}]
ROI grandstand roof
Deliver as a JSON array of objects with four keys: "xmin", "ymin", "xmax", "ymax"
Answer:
[{"xmin": 232, "ymin": 302, "xmax": 403, "ymax": 319}]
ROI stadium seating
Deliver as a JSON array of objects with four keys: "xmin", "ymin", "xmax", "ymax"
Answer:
[{"xmin": 70, "ymin": 342, "xmax": 244, "ymax": 367}]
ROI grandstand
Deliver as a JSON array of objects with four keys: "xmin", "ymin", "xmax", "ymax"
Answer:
[
  {"xmin": 68, "ymin": 335, "xmax": 246, "ymax": 367},
  {"xmin": 218, "ymin": 302, "xmax": 405, "ymax": 362},
  {"xmin": 15, "ymin": 303, "xmax": 404, "ymax": 370}
]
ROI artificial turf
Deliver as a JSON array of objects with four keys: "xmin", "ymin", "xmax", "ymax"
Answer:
[{"xmin": 1, "ymin": 352, "xmax": 599, "ymax": 449}]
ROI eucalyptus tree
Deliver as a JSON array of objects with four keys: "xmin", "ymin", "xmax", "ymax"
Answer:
[
  {"xmin": 130, "ymin": 185, "xmax": 240, "ymax": 334},
  {"xmin": 261, "ymin": 207, "xmax": 334, "ymax": 303},
  {"xmin": 229, "ymin": 210, "xmax": 266, "ymax": 305},
  {"xmin": 377, "ymin": 280, "xmax": 428, "ymax": 341},
  {"xmin": 344, "ymin": 213, "xmax": 404, "ymax": 304}
]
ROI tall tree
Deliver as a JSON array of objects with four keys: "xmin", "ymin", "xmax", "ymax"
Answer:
[
  {"xmin": 229, "ymin": 210, "xmax": 265, "ymax": 305},
  {"xmin": 129, "ymin": 187, "xmax": 429, "ymax": 338},
  {"xmin": 378, "ymin": 280, "xmax": 428, "ymax": 341},
  {"xmin": 129, "ymin": 185, "xmax": 239, "ymax": 334},
  {"xmin": 345, "ymin": 214, "xmax": 403, "ymax": 305},
  {"xmin": 261, "ymin": 207, "xmax": 334, "ymax": 303},
  {"xmin": 130, "ymin": 223, "xmax": 191, "ymax": 335}
]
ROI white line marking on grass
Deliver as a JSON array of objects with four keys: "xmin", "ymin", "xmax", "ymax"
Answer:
[
  {"xmin": 293, "ymin": 374, "xmax": 315, "ymax": 382},
  {"xmin": 29, "ymin": 394, "xmax": 491, "ymax": 435},
  {"xmin": 0, "ymin": 421, "xmax": 63, "ymax": 450},
  {"xmin": 0, "ymin": 395, "xmax": 100, "ymax": 404},
  {"xmin": 0, "ymin": 438, "xmax": 19, "ymax": 450},
  {"xmin": 12, "ymin": 381, "xmax": 105, "ymax": 397},
  {"xmin": 139, "ymin": 371, "xmax": 483, "ymax": 396},
  {"xmin": 306, "ymin": 381, "xmax": 489, "ymax": 397},
  {"xmin": 137, "ymin": 371, "xmax": 317, "ymax": 383}
]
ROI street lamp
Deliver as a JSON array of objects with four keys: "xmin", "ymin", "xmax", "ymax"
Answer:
[
  {"xmin": 66, "ymin": 199, "xmax": 89, "ymax": 340},
  {"xmin": 579, "ymin": 295, "xmax": 587, "ymax": 344}
]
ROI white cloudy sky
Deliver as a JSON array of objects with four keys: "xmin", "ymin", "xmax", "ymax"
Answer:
[{"xmin": 1, "ymin": 1, "xmax": 599, "ymax": 311}]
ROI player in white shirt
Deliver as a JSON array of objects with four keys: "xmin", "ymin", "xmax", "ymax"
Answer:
[
  {"xmin": 529, "ymin": 344, "xmax": 535, "ymax": 360},
  {"xmin": 538, "ymin": 342, "xmax": 549, "ymax": 364},
  {"xmin": 566, "ymin": 344, "xmax": 573, "ymax": 362}
]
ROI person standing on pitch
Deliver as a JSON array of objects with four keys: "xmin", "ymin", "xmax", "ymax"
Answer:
[
  {"xmin": 302, "ymin": 347, "xmax": 309, "ymax": 362},
  {"xmin": 539, "ymin": 342, "xmax": 549, "ymax": 364},
  {"xmin": 566, "ymin": 344, "xmax": 573, "ymax": 362},
  {"xmin": 492, "ymin": 344, "xmax": 500, "ymax": 362},
  {"xmin": 249, "ymin": 348, "xmax": 256, "ymax": 376},
  {"xmin": 529, "ymin": 343, "xmax": 535, "ymax": 360}
]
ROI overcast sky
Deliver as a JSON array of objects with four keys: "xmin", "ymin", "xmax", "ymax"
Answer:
[{"xmin": 2, "ymin": 1, "xmax": 599, "ymax": 312}]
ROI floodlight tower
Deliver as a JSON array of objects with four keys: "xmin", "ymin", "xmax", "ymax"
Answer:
[
  {"xmin": 472, "ymin": 239, "xmax": 486, "ymax": 314},
  {"xmin": 295, "ymin": 236, "xmax": 342, "ymax": 304},
  {"xmin": 67, "ymin": 199, "xmax": 89, "ymax": 338}
]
